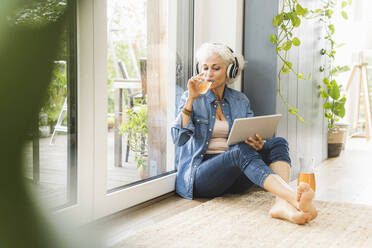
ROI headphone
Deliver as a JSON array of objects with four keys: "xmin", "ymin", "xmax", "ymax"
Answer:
[{"xmin": 195, "ymin": 43, "xmax": 240, "ymax": 79}]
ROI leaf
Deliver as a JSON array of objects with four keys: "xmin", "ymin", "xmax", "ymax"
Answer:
[
  {"xmin": 272, "ymin": 14, "xmax": 284, "ymax": 27},
  {"xmin": 289, "ymin": 108, "xmax": 298, "ymax": 115},
  {"xmin": 291, "ymin": 16, "xmax": 301, "ymax": 27},
  {"xmin": 323, "ymin": 78, "xmax": 330, "ymax": 86},
  {"xmin": 281, "ymin": 64, "xmax": 290, "ymax": 74},
  {"xmin": 298, "ymin": 73, "xmax": 304, "ymax": 79},
  {"xmin": 334, "ymin": 102, "xmax": 346, "ymax": 117},
  {"xmin": 321, "ymin": 91, "xmax": 329, "ymax": 98},
  {"xmin": 323, "ymin": 102, "xmax": 332, "ymax": 109},
  {"xmin": 296, "ymin": 4, "xmax": 308, "ymax": 17},
  {"xmin": 308, "ymin": 73, "xmax": 312, "ymax": 80},
  {"xmin": 339, "ymin": 96, "xmax": 347, "ymax": 103},
  {"xmin": 270, "ymin": 34, "xmax": 277, "ymax": 43},
  {"xmin": 342, "ymin": 1, "xmax": 347, "ymax": 9},
  {"xmin": 329, "ymin": 83, "xmax": 340, "ymax": 100},
  {"xmin": 341, "ymin": 11, "xmax": 348, "ymax": 19},
  {"xmin": 325, "ymin": 9, "xmax": 334, "ymax": 18},
  {"xmin": 325, "ymin": 112, "xmax": 333, "ymax": 119},
  {"xmin": 328, "ymin": 24, "xmax": 335, "ymax": 35},
  {"xmin": 292, "ymin": 37, "xmax": 301, "ymax": 46},
  {"xmin": 283, "ymin": 41, "xmax": 292, "ymax": 51}
]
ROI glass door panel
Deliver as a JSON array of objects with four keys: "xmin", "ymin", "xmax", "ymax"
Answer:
[
  {"xmin": 105, "ymin": 0, "xmax": 193, "ymax": 192},
  {"xmin": 22, "ymin": 2, "xmax": 77, "ymax": 210}
]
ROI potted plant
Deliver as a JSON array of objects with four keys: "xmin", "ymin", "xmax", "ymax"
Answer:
[
  {"xmin": 119, "ymin": 104, "xmax": 149, "ymax": 179},
  {"xmin": 317, "ymin": 0, "xmax": 352, "ymax": 157}
]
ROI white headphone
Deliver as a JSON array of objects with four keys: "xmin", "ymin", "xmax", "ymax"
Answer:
[{"xmin": 196, "ymin": 43, "xmax": 239, "ymax": 79}]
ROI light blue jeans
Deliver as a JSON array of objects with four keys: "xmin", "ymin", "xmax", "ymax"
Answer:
[{"xmin": 194, "ymin": 137, "xmax": 291, "ymax": 198}]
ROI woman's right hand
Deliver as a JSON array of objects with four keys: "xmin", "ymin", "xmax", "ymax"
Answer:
[{"xmin": 187, "ymin": 73, "xmax": 205, "ymax": 100}]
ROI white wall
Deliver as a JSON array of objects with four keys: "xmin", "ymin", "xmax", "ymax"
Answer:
[{"xmin": 194, "ymin": 0, "xmax": 244, "ymax": 90}]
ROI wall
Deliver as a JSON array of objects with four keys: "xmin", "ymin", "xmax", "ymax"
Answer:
[
  {"xmin": 194, "ymin": 0, "xmax": 244, "ymax": 91},
  {"xmin": 244, "ymin": 0, "xmax": 328, "ymax": 179},
  {"xmin": 243, "ymin": 0, "xmax": 278, "ymax": 116}
]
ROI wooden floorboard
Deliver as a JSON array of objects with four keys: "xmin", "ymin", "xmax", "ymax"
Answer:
[{"xmin": 22, "ymin": 131, "xmax": 141, "ymax": 208}]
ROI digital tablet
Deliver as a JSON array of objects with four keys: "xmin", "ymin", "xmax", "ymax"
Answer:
[{"xmin": 227, "ymin": 114, "xmax": 282, "ymax": 146}]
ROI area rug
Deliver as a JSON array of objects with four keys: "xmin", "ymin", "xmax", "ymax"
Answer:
[{"xmin": 113, "ymin": 189, "xmax": 372, "ymax": 248}]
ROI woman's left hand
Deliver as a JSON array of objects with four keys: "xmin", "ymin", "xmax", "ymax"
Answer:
[{"xmin": 245, "ymin": 134, "xmax": 264, "ymax": 151}]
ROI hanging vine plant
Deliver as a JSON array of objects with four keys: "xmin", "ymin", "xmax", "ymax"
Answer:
[
  {"xmin": 314, "ymin": 0, "xmax": 352, "ymax": 130},
  {"xmin": 270, "ymin": 0, "xmax": 311, "ymax": 122},
  {"xmin": 270, "ymin": 0, "xmax": 352, "ymax": 125}
]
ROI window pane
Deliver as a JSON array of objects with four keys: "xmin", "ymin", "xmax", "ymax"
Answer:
[
  {"xmin": 106, "ymin": 0, "xmax": 193, "ymax": 191},
  {"xmin": 22, "ymin": 3, "xmax": 77, "ymax": 209}
]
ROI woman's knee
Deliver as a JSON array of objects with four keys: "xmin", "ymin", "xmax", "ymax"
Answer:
[
  {"xmin": 268, "ymin": 137, "xmax": 288, "ymax": 148},
  {"xmin": 265, "ymin": 137, "xmax": 291, "ymax": 165}
]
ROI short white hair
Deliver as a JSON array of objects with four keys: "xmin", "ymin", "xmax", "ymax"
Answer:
[{"xmin": 195, "ymin": 42, "xmax": 246, "ymax": 84}]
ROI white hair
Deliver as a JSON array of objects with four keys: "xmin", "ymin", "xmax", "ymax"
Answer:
[{"xmin": 195, "ymin": 42, "xmax": 246, "ymax": 84}]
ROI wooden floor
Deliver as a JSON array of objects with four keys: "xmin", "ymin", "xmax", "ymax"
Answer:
[
  {"xmin": 92, "ymin": 137, "xmax": 372, "ymax": 246},
  {"xmin": 22, "ymin": 131, "xmax": 140, "ymax": 208}
]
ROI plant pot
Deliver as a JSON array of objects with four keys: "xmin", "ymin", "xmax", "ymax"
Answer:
[
  {"xmin": 137, "ymin": 155, "xmax": 149, "ymax": 180},
  {"xmin": 328, "ymin": 124, "xmax": 348, "ymax": 158},
  {"xmin": 138, "ymin": 166, "xmax": 149, "ymax": 180},
  {"xmin": 39, "ymin": 125, "xmax": 51, "ymax": 138}
]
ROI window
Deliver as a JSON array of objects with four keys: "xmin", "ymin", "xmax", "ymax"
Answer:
[{"xmin": 22, "ymin": 1, "xmax": 77, "ymax": 210}]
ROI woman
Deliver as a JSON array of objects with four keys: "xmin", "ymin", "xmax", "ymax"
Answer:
[{"xmin": 171, "ymin": 43, "xmax": 317, "ymax": 224}]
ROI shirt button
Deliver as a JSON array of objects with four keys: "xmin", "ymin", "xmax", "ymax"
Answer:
[
  {"xmin": 209, "ymin": 129, "xmax": 212, "ymax": 131},
  {"xmin": 200, "ymin": 154, "xmax": 204, "ymax": 157},
  {"xmin": 193, "ymin": 165, "xmax": 197, "ymax": 168},
  {"xmin": 206, "ymin": 141, "xmax": 209, "ymax": 144},
  {"xmin": 222, "ymin": 104, "xmax": 225, "ymax": 106},
  {"xmin": 197, "ymin": 119, "xmax": 200, "ymax": 122},
  {"xmin": 212, "ymin": 116, "xmax": 215, "ymax": 118},
  {"xmin": 227, "ymin": 115, "xmax": 230, "ymax": 118}
]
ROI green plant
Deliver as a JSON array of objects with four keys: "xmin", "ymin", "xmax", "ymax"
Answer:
[
  {"xmin": 119, "ymin": 104, "xmax": 148, "ymax": 169},
  {"xmin": 270, "ymin": 0, "xmax": 311, "ymax": 122},
  {"xmin": 315, "ymin": 0, "xmax": 352, "ymax": 129},
  {"xmin": 40, "ymin": 62, "xmax": 67, "ymax": 128}
]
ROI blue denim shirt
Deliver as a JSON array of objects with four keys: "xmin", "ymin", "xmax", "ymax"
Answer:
[{"xmin": 171, "ymin": 86, "xmax": 254, "ymax": 199}]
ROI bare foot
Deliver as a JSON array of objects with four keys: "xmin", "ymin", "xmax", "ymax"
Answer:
[
  {"xmin": 297, "ymin": 182, "xmax": 318, "ymax": 221},
  {"xmin": 269, "ymin": 198, "xmax": 312, "ymax": 225}
]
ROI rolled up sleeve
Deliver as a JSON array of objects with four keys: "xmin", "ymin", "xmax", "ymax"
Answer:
[
  {"xmin": 246, "ymin": 98, "xmax": 254, "ymax": 117},
  {"xmin": 171, "ymin": 92, "xmax": 195, "ymax": 146}
]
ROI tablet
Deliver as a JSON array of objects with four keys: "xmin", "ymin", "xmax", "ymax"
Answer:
[{"xmin": 227, "ymin": 114, "xmax": 282, "ymax": 146}]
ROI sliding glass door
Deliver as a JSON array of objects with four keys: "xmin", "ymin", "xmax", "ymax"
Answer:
[{"xmin": 93, "ymin": 0, "xmax": 194, "ymax": 219}]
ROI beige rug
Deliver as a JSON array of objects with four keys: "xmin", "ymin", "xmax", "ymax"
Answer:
[{"xmin": 114, "ymin": 189, "xmax": 372, "ymax": 248}]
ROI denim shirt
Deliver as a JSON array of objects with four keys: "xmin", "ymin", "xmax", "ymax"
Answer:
[{"xmin": 171, "ymin": 86, "xmax": 254, "ymax": 199}]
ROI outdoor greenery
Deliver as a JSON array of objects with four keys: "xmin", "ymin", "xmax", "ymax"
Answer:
[
  {"xmin": 119, "ymin": 103, "xmax": 148, "ymax": 169},
  {"xmin": 270, "ymin": 0, "xmax": 352, "ymax": 126},
  {"xmin": 40, "ymin": 61, "xmax": 67, "ymax": 128}
]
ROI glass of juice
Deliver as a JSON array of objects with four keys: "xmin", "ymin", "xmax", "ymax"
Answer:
[
  {"xmin": 196, "ymin": 76, "xmax": 211, "ymax": 94},
  {"xmin": 297, "ymin": 156, "xmax": 316, "ymax": 192}
]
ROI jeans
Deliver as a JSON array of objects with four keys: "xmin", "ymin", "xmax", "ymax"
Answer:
[{"xmin": 194, "ymin": 137, "xmax": 291, "ymax": 198}]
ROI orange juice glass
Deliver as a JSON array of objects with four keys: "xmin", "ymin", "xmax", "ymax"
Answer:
[
  {"xmin": 197, "ymin": 81, "xmax": 212, "ymax": 94},
  {"xmin": 297, "ymin": 156, "xmax": 316, "ymax": 192}
]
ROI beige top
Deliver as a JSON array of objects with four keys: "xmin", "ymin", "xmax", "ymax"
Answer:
[{"xmin": 206, "ymin": 119, "xmax": 229, "ymax": 154}]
